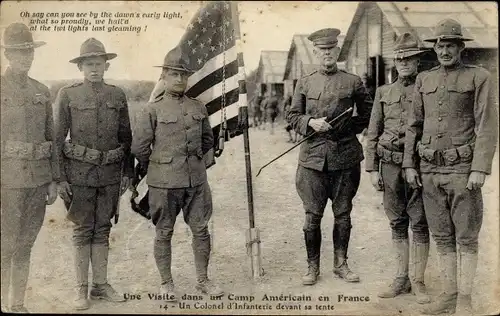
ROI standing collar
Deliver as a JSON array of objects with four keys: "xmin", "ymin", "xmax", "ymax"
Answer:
[{"xmin": 319, "ymin": 64, "xmax": 338, "ymax": 76}]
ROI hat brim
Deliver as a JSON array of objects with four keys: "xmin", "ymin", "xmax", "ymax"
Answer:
[
  {"xmin": 394, "ymin": 50, "xmax": 427, "ymax": 59},
  {"xmin": 424, "ymin": 36, "xmax": 474, "ymax": 42},
  {"xmin": 153, "ymin": 65, "xmax": 195, "ymax": 73},
  {"xmin": 1, "ymin": 40, "xmax": 46, "ymax": 49},
  {"xmin": 69, "ymin": 52, "xmax": 117, "ymax": 64}
]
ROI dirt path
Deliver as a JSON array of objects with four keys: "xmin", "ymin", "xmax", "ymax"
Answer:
[{"xmin": 26, "ymin": 122, "xmax": 499, "ymax": 315}]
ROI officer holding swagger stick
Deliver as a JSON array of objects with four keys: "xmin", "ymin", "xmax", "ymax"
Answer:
[
  {"xmin": 286, "ymin": 28, "xmax": 372, "ymax": 286},
  {"xmin": 54, "ymin": 38, "xmax": 133, "ymax": 310},
  {"xmin": 365, "ymin": 33, "xmax": 430, "ymax": 303},
  {"xmin": 403, "ymin": 19, "xmax": 498, "ymax": 315}
]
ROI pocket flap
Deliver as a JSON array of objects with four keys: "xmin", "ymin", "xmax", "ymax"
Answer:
[
  {"xmin": 150, "ymin": 153, "xmax": 173, "ymax": 164},
  {"xmin": 420, "ymin": 135, "xmax": 431, "ymax": 145},
  {"xmin": 158, "ymin": 115, "xmax": 178, "ymax": 124},
  {"xmin": 443, "ymin": 149, "xmax": 458, "ymax": 162},
  {"xmin": 337, "ymin": 89, "xmax": 352, "ymax": 99},
  {"xmin": 106, "ymin": 101, "xmax": 123, "ymax": 109},
  {"xmin": 447, "ymin": 82, "xmax": 474, "ymax": 93},
  {"xmin": 192, "ymin": 113, "xmax": 205, "ymax": 121},
  {"xmin": 307, "ymin": 90, "xmax": 321, "ymax": 100},
  {"xmin": 419, "ymin": 82, "xmax": 437, "ymax": 94},
  {"xmin": 70, "ymin": 101, "xmax": 96, "ymax": 110},
  {"xmin": 72, "ymin": 145, "xmax": 86, "ymax": 157},
  {"xmin": 451, "ymin": 136, "xmax": 470, "ymax": 145},
  {"xmin": 379, "ymin": 133, "xmax": 396, "ymax": 143},
  {"xmin": 380, "ymin": 93, "xmax": 401, "ymax": 104}
]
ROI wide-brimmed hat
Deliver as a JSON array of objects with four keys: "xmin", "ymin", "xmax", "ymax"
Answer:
[
  {"xmin": 393, "ymin": 32, "xmax": 426, "ymax": 59},
  {"xmin": 1, "ymin": 22, "xmax": 46, "ymax": 49},
  {"xmin": 154, "ymin": 46, "xmax": 194, "ymax": 72},
  {"xmin": 69, "ymin": 38, "xmax": 117, "ymax": 64},
  {"xmin": 424, "ymin": 19, "xmax": 473, "ymax": 42},
  {"xmin": 308, "ymin": 28, "xmax": 341, "ymax": 48}
]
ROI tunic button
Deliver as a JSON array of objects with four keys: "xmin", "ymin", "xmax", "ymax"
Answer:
[
  {"xmin": 441, "ymin": 85, "xmax": 445, "ymax": 89},
  {"xmin": 438, "ymin": 117, "xmax": 442, "ymax": 121},
  {"xmin": 184, "ymin": 112, "xmax": 188, "ymax": 116},
  {"xmin": 186, "ymin": 126, "xmax": 190, "ymax": 130},
  {"xmin": 437, "ymin": 133, "xmax": 443, "ymax": 138},
  {"xmin": 438, "ymin": 101, "xmax": 443, "ymax": 105}
]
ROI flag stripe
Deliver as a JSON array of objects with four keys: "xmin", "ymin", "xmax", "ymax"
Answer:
[
  {"xmin": 205, "ymin": 88, "xmax": 239, "ymax": 116},
  {"xmin": 186, "ymin": 59, "xmax": 238, "ymax": 98},
  {"xmin": 195, "ymin": 73, "xmax": 239, "ymax": 105},
  {"xmin": 238, "ymin": 80, "xmax": 247, "ymax": 94},
  {"xmin": 208, "ymin": 100, "xmax": 239, "ymax": 127},
  {"xmin": 186, "ymin": 46, "xmax": 238, "ymax": 90}
]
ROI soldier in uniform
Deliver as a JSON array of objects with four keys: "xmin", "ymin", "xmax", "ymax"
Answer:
[
  {"xmin": 262, "ymin": 90, "xmax": 279, "ymax": 134},
  {"xmin": 1, "ymin": 22, "xmax": 58, "ymax": 313},
  {"xmin": 131, "ymin": 47, "xmax": 222, "ymax": 300},
  {"xmin": 365, "ymin": 33, "xmax": 430, "ymax": 303},
  {"xmin": 286, "ymin": 28, "xmax": 372, "ymax": 286},
  {"xmin": 403, "ymin": 19, "xmax": 498, "ymax": 315},
  {"xmin": 54, "ymin": 38, "xmax": 133, "ymax": 310}
]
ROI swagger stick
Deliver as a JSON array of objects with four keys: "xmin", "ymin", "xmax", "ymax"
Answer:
[
  {"xmin": 256, "ymin": 107, "xmax": 353, "ymax": 177},
  {"xmin": 231, "ymin": 1, "xmax": 263, "ymax": 278}
]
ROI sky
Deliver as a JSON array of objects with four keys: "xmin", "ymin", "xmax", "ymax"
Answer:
[{"xmin": 0, "ymin": 1, "xmax": 358, "ymax": 82}]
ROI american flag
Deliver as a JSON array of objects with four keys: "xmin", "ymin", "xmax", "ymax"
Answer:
[{"xmin": 131, "ymin": 1, "xmax": 243, "ymax": 218}]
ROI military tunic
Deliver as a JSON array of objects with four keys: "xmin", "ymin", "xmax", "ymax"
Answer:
[
  {"xmin": 131, "ymin": 91, "xmax": 214, "ymax": 284},
  {"xmin": 54, "ymin": 79, "xmax": 133, "ymax": 246},
  {"xmin": 1, "ymin": 68, "xmax": 55, "ymax": 306},
  {"xmin": 365, "ymin": 78, "xmax": 428, "ymax": 242},
  {"xmin": 403, "ymin": 63, "xmax": 498, "ymax": 253},
  {"xmin": 286, "ymin": 67, "xmax": 371, "ymax": 257}
]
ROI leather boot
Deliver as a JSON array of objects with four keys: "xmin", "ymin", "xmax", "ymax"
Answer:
[
  {"xmin": 160, "ymin": 281, "xmax": 178, "ymax": 302},
  {"xmin": 455, "ymin": 251, "xmax": 477, "ymax": 315},
  {"xmin": 332, "ymin": 222, "xmax": 359, "ymax": 282},
  {"xmin": 411, "ymin": 242, "xmax": 431, "ymax": 304},
  {"xmin": 421, "ymin": 252, "xmax": 457, "ymax": 315},
  {"xmin": 378, "ymin": 239, "xmax": 411, "ymax": 298},
  {"xmin": 74, "ymin": 244, "xmax": 91, "ymax": 310},
  {"xmin": 193, "ymin": 235, "xmax": 223, "ymax": 297},
  {"xmin": 89, "ymin": 244, "xmax": 125, "ymax": 302},
  {"xmin": 302, "ymin": 230, "xmax": 321, "ymax": 286}
]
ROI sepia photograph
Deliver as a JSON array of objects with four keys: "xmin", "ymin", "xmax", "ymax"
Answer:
[{"xmin": 0, "ymin": 1, "xmax": 498, "ymax": 314}]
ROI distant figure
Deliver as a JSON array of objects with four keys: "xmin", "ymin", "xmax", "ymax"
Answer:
[
  {"xmin": 283, "ymin": 94, "xmax": 296, "ymax": 142},
  {"xmin": 263, "ymin": 90, "xmax": 279, "ymax": 134},
  {"xmin": 252, "ymin": 92, "xmax": 264, "ymax": 129}
]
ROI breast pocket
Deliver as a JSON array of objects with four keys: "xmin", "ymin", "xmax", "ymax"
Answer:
[
  {"xmin": 104, "ymin": 101, "xmax": 122, "ymax": 136},
  {"xmin": 30, "ymin": 97, "xmax": 49, "ymax": 137},
  {"xmin": 157, "ymin": 114, "xmax": 179, "ymax": 137},
  {"xmin": 447, "ymin": 82, "xmax": 475, "ymax": 117},
  {"xmin": 306, "ymin": 90, "xmax": 322, "ymax": 116},
  {"xmin": 381, "ymin": 94, "xmax": 401, "ymax": 119},
  {"xmin": 70, "ymin": 101, "xmax": 97, "ymax": 131}
]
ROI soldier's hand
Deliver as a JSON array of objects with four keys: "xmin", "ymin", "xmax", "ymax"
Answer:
[
  {"xmin": 404, "ymin": 168, "xmax": 422, "ymax": 189},
  {"xmin": 46, "ymin": 181, "xmax": 58, "ymax": 205},
  {"xmin": 466, "ymin": 171, "xmax": 486, "ymax": 190},
  {"xmin": 308, "ymin": 117, "xmax": 332, "ymax": 133},
  {"xmin": 120, "ymin": 176, "xmax": 131, "ymax": 196},
  {"xmin": 57, "ymin": 181, "xmax": 73, "ymax": 204},
  {"xmin": 369, "ymin": 171, "xmax": 384, "ymax": 191}
]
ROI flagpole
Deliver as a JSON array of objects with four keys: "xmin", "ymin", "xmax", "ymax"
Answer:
[{"xmin": 231, "ymin": 1, "xmax": 263, "ymax": 279}]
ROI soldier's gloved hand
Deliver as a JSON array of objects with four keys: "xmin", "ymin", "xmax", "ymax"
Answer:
[
  {"xmin": 57, "ymin": 181, "xmax": 73, "ymax": 204},
  {"xmin": 120, "ymin": 176, "xmax": 131, "ymax": 196},
  {"xmin": 466, "ymin": 171, "xmax": 486, "ymax": 190},
  {"xmin": 404, "ymin": 168, "xmax": 422, "ymax": 189},
  {"xmin": 46, "ymin": 181, "xmax": 58, "ymax": 205},
  {"xmin": 369, "ymin": 171, "xmax": 384, "ymax": 191},
  {"xmin": 308, "ymin": 117, "xmax": 332, "ymax": 133}
]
